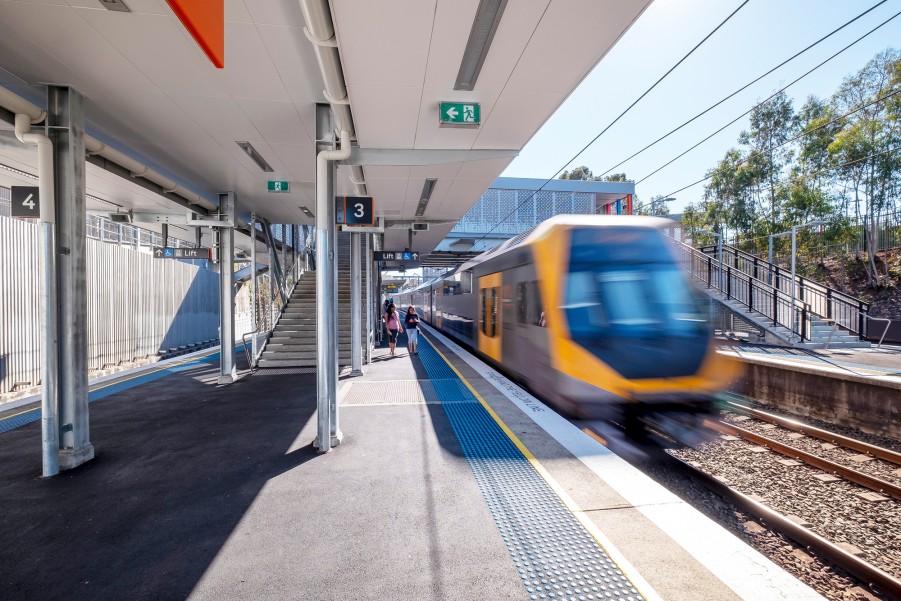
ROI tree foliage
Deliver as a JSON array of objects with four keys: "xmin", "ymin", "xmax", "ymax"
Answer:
[
  {"xmin": 675, "ymin": 48, "xmax": 901, "ymax": 287},
  {"xmin": 559, "ymin": 166, "xmax": 634, "ymax": 182}
]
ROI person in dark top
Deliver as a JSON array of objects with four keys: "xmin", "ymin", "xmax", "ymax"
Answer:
[{"xmin": 404, "ymin": 306, "xmax": 420, "ymax": 355}]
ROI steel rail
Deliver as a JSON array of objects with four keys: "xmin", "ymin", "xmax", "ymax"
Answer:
[
  {"xmin": 725, "ymin": 400, "xmax": 901, "ymax": 466},
  {"xmin": 705, "ymin": 419, "xmax": 901, "ymax": 501},
  {"xmin": 667, "ymin": 453, "xmax": 901, "ymax": 599}
]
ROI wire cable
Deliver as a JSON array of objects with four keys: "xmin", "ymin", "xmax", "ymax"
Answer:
[
  {"xmin": 635, "ymin": 8, "xmax": 901, "ymax": 185},
  {"xmin": 672, "ymin": 144, "xmax": 900, "ymax": 201},
  {"xmin": 461, "ymin": 0, "xmax": 752, "ymax": 254},
  {"xmin": 659, "ymin": 87, "xmax": 901, "ymax": 200},
  {"xmin": 594, "ymin": 0, "xmax": 891, "ymax": 181}
]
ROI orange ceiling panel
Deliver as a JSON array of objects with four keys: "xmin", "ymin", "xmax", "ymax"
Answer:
[{"xmin": 166, "ymin": 0, "xmax": 224, "ymax": 68}]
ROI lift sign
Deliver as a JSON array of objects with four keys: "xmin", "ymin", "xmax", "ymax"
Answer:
[
  {"xmin": 335, "ymin": 196, "xmax": 375, "ymax": 226},
  {"xmin": 11, "ymin": 186, "xmax": 40, "ymax": 218}
]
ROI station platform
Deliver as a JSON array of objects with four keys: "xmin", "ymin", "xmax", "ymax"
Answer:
[
  {"xmin": 0, "ymin": 330, "xmax": 824, "ymax": 601},
  {"xmin": 718, "ymin": 342, "xmax": 901, "ymax": 439}
]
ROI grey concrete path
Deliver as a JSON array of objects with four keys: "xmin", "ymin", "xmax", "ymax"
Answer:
[
  {"xmin": 721, "ymin": 343, "xmax": 901, "ymax": 377},
  {"xmin": 0, "ymin": 340, "xmax": 521, "ymax": 600}
]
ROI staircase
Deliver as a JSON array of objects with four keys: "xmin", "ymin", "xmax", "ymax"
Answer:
[
  {"xmin": 256, "ymin": 234, "xmax": 369, "ymax": 369},
  {"xmin": 706, "ymin": 289, "xmax": 870, "ymax": 349},
  {"xmin": 675, "ymin": 240, "xmax": 871, "ymax": 349}
]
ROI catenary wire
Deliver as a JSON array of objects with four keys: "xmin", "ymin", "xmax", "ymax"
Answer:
[
  {"xmin": 460, "ymin": 0, "xmax": 751, "ymax": 253},
  {"xmin": 634, "ymin": 87, "xmax": 901, "ymax": 213},
  {"xmin": 668, "ymin": 144, "xmax": 900, "ymax": 201},
  {"xmin": 634, "ymin": 8, "xmax": 901, "ymax": 185},
  {"xmin": 593, "ymin": 0, "xmax": 891, "ymax": 181}
]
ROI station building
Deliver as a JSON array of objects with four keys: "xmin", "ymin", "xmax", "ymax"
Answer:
[{"xmin": 432, "ymin": 177, "xmax": 636, "ymax": 257}]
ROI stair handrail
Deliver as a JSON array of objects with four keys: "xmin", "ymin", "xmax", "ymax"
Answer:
[
  {"xmin": 695, "ymin": 242, "xmax": 870, "ymax": 339},
  {"xmin": 241, "ymin": 330, "xmax": 261, "ymax": 373},
  {"xmin": 673, "ymin": 239, "xmax": 813, "ymax": 341},
  {"xmin": 699, "ymin": 243, "xmax": 866, "ymax": 305},
  {"xmin": 247, "ymin": 256, "xmax": 307, "ymax": 368}
]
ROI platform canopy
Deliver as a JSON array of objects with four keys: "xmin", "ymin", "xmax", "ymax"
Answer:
[{"xmin": 0, "ymin": 0, "xmax": 651, "ymax": 257}]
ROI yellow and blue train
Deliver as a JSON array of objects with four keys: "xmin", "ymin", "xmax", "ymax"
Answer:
[{"xmin": 395, "ymin": 215, "xmax": 739, "ymax": 435}]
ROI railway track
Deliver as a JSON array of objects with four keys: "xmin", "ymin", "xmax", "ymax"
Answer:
[
  {"xmin": 666, "ymin": 452, "xmax": 901, "ymax": 599},
  {"xmin": 660, "ymin": 402, "xmax": 901, "ymax": 600}
]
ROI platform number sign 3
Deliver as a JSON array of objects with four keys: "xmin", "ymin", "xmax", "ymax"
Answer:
[
  {"xmin": 336, "ymin": 196, "xmax": 374, "ymax": 226},
  {"xmin": 11, "ymin": 186, "xmax": 40, "ymax": 218}
]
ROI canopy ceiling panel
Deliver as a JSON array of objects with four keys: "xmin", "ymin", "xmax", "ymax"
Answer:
[{"xmin": 0, "ymin": 0, "xmax": 651, "ymax": 257}]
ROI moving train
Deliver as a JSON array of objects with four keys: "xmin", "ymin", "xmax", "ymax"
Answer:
[{"xmin": 395, "ymin": 215, "xmax": 739, "ymax": 438}]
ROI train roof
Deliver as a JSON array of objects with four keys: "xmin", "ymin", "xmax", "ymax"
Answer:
[
  {"xmin": 455, "ymin": 214, "xmax": 675, "ymax": 272},
  {"xmin": 402, "ymin": 215, "xmax": 676, "ymax": 294}
]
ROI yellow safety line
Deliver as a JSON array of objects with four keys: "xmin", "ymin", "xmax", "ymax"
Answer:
[
  {"xmin": 0, "ymin": 347, "xmax": 223, "ymax": 423},
  {"xmin": 421, "ymin": 331, "xmax": 660, "ymax": 601}
]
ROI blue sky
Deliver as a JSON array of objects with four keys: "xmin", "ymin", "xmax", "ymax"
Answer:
[{"xmin": 502, "ymin": 0, "xmax": 901, "ymax": 214}]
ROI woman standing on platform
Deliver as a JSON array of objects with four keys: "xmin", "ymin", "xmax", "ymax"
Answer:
[
  {"xmin": 383, "ymin": 303, "xmax": 403, "ymax": 357},
  {"xmin": 405, "ymin": 306, "xmax": 420, "ymax": 355}
]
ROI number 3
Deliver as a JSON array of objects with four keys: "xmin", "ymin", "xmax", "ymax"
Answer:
[{"xmin": 354, "ymin": 203, "xmax": 364, "ymax": 218}]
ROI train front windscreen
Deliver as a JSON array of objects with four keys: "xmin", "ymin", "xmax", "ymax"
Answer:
[{"xmin": 563, "ymin": 227, "xmax": 709, "ymax": 379}]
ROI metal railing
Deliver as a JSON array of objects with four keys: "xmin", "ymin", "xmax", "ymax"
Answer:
[
  {"xmin": 674, "ymin": 241, "xmax": 813, "ymax": 341},
  {"xmin": 244, "ymin": 254, "xmax": 308, "ymax": 368},
  {"xmin": 698, "ymin": 244, "xmax": 870, "ymax": 339}
]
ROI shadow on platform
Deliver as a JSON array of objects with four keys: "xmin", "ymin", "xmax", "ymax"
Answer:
[{"xmin": 0, "ymin": 359, "xmax": 318, "ymax": 600}]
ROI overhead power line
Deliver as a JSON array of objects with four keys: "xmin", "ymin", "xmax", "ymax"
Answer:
[
  {"xmin": 464, "ymin": 0, "xmax": 751, "ymax": 251},
  {"xmin": 635, "ymin": 8, "xmax": 901, "ymax": 185},
  {"xmin": 666, "ymin": 144, "xmax": 901, "ymax": 200},
  {"xmin": 594, "ymin": 0, "xmax": 890, "ymax": 181}
]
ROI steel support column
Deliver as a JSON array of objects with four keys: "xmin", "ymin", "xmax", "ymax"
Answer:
[
  {"xmin": 364, "ymin": 234, "xmax": 372, "ymax": 364},
  {"xmin": 160, "ymin": 223, "xmax": 168, "ymax": 246},
  {"xmin": 250, "ymin": 214, "xmax": 258, "ymax": 362},
  {"xmin": 48, "ymin": 86, "xmax": 93, "ymax": 470},
  {"xmin": 218, "ymin": 192, "xmax": 237, "ymax": 384},
  {"xmin": 315, "ymin": 103, "xmax": 346, "ymax": 451},
  {"xmin": 350, "ymin": 232, "xmax": 363, "ymax": 375},
  {"xmin": 281, "ymin": 223, "xmax": 287, "ymax": 283},
  {"xmin": 327, "ymin": 163, "xmax": 340, "ymax": 444}
]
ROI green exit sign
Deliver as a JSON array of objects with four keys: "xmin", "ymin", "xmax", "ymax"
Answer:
[
  {"xmin": 439, "ymin": 102, "xmax": 480, "ymax": 127},
  {"xmin": 268, "ymin": 181, "xmax": 289, "ymax": 193}
]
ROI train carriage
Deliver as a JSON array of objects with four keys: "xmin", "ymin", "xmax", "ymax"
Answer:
[{"xmin": 396, "ymin": 215, "xmax": 739, "ymax": 434}]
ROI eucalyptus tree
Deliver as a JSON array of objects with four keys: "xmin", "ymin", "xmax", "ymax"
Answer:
[
  {"xmin": 738, "ymin": 91, "xmax": 797, "ymax": 234},
  {"xmin": 828, "ymin": 48, "xmax": 901, "ymax": 285},
  {"xmin": 560, "ymin": 165, "xmax": 593, "ymax": 180}
]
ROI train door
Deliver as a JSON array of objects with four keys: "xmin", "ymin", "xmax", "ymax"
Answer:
[
  {"xmin": 477, "ymin": 272, "xmax": 502, "ymax": 362},
  {"xmin": 500, "ymin": 272, "xmax": 518, "ymax": 373}
]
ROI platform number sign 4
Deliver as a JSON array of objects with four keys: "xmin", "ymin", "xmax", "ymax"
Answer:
[
  {"xmin": 335, "ymin": 196, "xmax": 374, "ymax": 226},
  {"xmin": 11, "ymin": 186, "xmax": 40, "ymax": 218}
]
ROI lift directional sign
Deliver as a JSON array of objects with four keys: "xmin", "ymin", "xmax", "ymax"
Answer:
[
  {"xmin": 373, "ymin": 251, "xmax": 419, "ymax": 262},
  {"xmin": 439, "ymin": 102, "xmax": 480, "ymax": 127},
  {"xmin": 11, "ymin": 186, "xmax": 40, "ymax": 218},
  {"xmin": 153, "ymin": 247, "xmax": 212, "ymax": 260}
]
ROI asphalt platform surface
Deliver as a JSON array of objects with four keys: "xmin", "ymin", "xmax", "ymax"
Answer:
[{"xmin": 0, "ymin": 339, "xmax": 521, "ymax": 600}]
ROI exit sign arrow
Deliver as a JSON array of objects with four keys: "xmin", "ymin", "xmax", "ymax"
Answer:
[{"xmin": 439, "ymin": 101, "xmax": 480, "ymax": 128}]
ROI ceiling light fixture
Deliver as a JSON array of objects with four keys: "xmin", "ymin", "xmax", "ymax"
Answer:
[
  {"xmin": 98, "ymin": 0, "xmax": 131, "ymax": 12},
  {"xmin": 236, "ymin": 141, "xmax": 274, "ymax": 173},
  {"xmin": 454, "ymin": 0, "xmax": 508, "ymax": 91},
  {"xmin": 415, "ymin": 178, "xmax": 437, "ymax": 217},
  {"xmin": 299, "ymin": 206, "xmax": 315, "ymax": 218}
]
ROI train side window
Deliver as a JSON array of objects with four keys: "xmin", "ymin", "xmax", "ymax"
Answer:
[
  {"xmin": 480, "ymin": 288, "xmax": 486, "ymax": 335},
  {"xmin": 490, "ymin": 288, "xmax": 497, "ymax": 337},
  {"xmin": 516, "ymin": 283, "xmax": 527, "ymax": 323},
  {"xmin": 531, "ymin": 281, "xmax": 546, "ymax": 327}
]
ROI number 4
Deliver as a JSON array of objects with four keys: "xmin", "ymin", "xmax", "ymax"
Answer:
[{"xmin": 22, "ymin": 193, "xmax": 35, "ymax": 210}]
